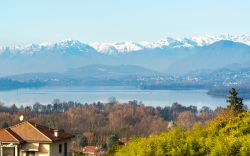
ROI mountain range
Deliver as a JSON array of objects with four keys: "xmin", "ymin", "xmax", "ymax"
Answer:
[
  {"xmin": 0, "ymin": 35, "xmax": 250, "ymax": 76},
  {"xmin": 91, "ymin": 35, "xmax": 250, "ymax": 53},
  {"xmin": 3, "ymin": 63, "xmax": 250, "ymax": 99},
  {"xmin": 2, "ymin": 35, "xmax": 250, "ymax": 54}
]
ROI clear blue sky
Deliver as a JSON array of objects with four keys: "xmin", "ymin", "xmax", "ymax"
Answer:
[{"xmin": 0, "ymin": 0, "xmax": 249, "ymax": 45}]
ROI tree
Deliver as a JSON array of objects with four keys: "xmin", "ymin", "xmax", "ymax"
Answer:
[
  {"xmin": 227, "ymin": 88, "xmax": 244, "ymax": 114},
  {"xmin": 24, "ymin": 106, "xmax": 32, "ymax": 113},
  {"xmin": 79, "ymin": 135, "xmax": 88, "ymax": 147},
  {"xmin": 199, "ymin": 106, "xmax": 213, "ymax": 114},
  {"xmin": 10, "ymin": 104, "xmax": 18, "ymax": 114},
  {"xmin": 107, "ymin": 142, "xmax": 124, "ymax": 156},
  {"xmin": 160, "ymin": 106, "xmax": 171, "ymax": 121},
  {"xmin": 115, "ymin": 111, "xmax": 250, "ymax": 156},
  {"xmin": 108, "ymin": 97, "xmax": 118, "ymax": 104},
  {"xmin": 107, "ymin": 134, "xmax": 119, "ymax": 149},
  {"xmin": 199, "ymin": 106, "xmax": 214, "ymax": 124},
  {"xmin": 84, "ymin": 132, "xmax": 94, "ymax": 145},
  {"xmin": 177, "ymin": 111, "xmax": 196, "ymax": 129},
  {"xmin": 106, "ymin": 134, "xmax": 124, "ymax": 156},
  {"xmin": 33, "ymin": 102, "xmax": 42, "ymax": 113}
]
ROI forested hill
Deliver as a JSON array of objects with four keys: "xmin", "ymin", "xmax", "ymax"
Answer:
[
  {"xmin": 115, "ymin": 111, "xmax": 250, "ymax": 156},
  {"xmin": 0, "ymin": 78, "xmax": 45, "ymax": 90}
]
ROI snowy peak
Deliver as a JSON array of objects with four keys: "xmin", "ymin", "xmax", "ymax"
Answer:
[
  {"xmin": 189, "ymin": 35, "xmax": 250, "ymax": 46},
  {"xmin": 91, "ymin": 41, "xmax": 144, "ymax": 54},
  {"xmin": 0, "ymin": 39, "xmax": 95, "ymax": 55},
  {"xmin": 92, "ymin": 35, "xmax": 250, "ymax": 53},
  {"xmin": 0, "ymin": 35, "xmax": 250, "ymax": 54},
  {"xmin": 49, "ymin": 39, "xmax": 95, "ymax": 53}
]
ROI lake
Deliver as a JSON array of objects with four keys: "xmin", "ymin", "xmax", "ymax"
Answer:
[{"xmin": 0, "ymin": 86, "xmax": 249, "ymax": 109}]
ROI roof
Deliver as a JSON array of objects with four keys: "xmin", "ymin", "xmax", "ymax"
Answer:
[
  {"xmin": 5, "ymin": 128, "xmax": 24, "ymax": 142},
  {"xmin": 83, "ymin": 146, "xmax": 100, "ymax": 153},
  {"xmin": 28, "ymin": 121, "xmax": 74, "ymax": 142},
  {"xmin": 0, "ymin": 121, "xmax": 74, "ymax": 143},
  {"xmin": 0, "ymin": 129, "xmax": 22, "ymax": 143}
]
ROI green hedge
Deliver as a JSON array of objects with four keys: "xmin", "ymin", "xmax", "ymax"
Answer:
[{"xmin": 115, "ymin": 111, "xmax": 250, "ymax": 156}]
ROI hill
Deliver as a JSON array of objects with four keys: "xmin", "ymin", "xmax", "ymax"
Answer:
[
  {"xmin": 115, "ymin": 111, "xmax": 250, "ymax": 156},
  {"xmin": 0, "ymin": 78, "xmax": 45, "ymax": 90}
]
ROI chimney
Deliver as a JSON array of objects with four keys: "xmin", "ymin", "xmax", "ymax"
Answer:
[{"xmin": 54, "ymin": 130, "xmax": 59, "ymax": 137}]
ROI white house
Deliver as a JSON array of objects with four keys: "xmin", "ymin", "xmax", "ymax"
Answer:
[{"xmin": 0, "ymin": 121, "xmax": 74, "ymax": 156}]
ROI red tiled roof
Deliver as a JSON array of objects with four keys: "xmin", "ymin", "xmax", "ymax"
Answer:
[
  {"xmin": 0, "ymin": 128, "xmax": 22, "ymax": 143},
  {"xmin": 6, "ymin": 128, "xmax": 24, "ymax": 142},
  {"xmin": 0, "ymin": 121, "xmax": 74, "ymax": 143},
  {"xmin": 83, "ymin": 146, "xmax": 100, "ymax": 152},
  {"xmin": 28, "ymin": 121, "xmax": 74, "ymax": 141}
]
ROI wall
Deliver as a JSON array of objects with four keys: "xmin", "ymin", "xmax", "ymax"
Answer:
[
  {"xmin": 20, "ymin": 143, "xmax": 50, "ymax": 156},
  {"xmin": 50, "ymin": 140, "xmax": 71, "ymax": 156},
  {"xmin": 37, "ymin": 144, "xmax": 50, "ymax": 156},
  {"xmin": 19, "ymin": 140, "xmax": 72, "ymax": 156}
]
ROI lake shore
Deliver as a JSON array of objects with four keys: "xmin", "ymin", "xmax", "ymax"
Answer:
[{"xmin": 0, "ymin": 86, "xmax": 249, "ymax": 109}]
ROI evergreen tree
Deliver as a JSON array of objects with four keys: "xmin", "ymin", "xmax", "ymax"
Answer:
[
  {"xmin": 227, "ymin": 88, "xmax": 244, "ymax": 114},
  {"xmin": 107, "ymin": 134, "xmax": 124, "ymax": 156},
  {"xmin": 107, "ymin": 134, "xmax": 119, "ymax": 149},
  {"xmin": 79, "ymin": 135, "xmax": 88, "ymax": 147}
]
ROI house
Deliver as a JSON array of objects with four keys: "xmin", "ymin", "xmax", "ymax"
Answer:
[
  {"xmin": 0, "ymin": 121, "xmax": 74, "ymax": 156},
  {"xmin": 82, "ymin": 146, "xmax": 100, "ymax": 156},
  {"xmin": 167, "ymin": 120, "xmax": 176, "ymax": 130}
]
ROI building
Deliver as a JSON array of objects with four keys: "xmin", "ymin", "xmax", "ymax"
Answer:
[
  {"xmin": 82, "ymin": 146, "xmax": 100, "ymax": 156},
  {"xmin": 167, "ymin": 120, "xmax": 176, "ymax": 130},
  {"xmin": 0, "ymin": 121, "xmax": 74, "ymax": 156}
]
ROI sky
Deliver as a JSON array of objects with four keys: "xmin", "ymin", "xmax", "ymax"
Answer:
[{"xmin": 0, "ymin": 0, "xmax": 250, "ymax": 46}]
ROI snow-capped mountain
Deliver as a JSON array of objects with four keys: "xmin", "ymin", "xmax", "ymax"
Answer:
[
  {"xmin": 91, "ymin": 35, "xmax": 250, "ymax": 53},
  {"xmin": 0, "ymin": 35, "xmax": 250, "ymax": 76},
  {"xmin": 91, "ymin": 41, "xmax": 144, "ymax": 54},
  {"xmin": 1, "ymin": 35, "xmax": 250, "ymax": 54},
  {"xmin": 0, "ymin": 39, "xmax": 96, "ymax": 55}
]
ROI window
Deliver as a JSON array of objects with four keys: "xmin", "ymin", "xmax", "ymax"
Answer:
[
  {"xmin": 26, "ymin": 151, "xmax": 35, "ymax": 156},
  {"xmin": 59, "ymin": 144, "xmax": 62, "ymax": 154},
  {"xmin": 64, "ymin": 143, "xmax": 68, "ymax": 156}
]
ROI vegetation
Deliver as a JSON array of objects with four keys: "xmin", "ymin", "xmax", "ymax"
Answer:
[
  {"xmin": 107, "ymin": 134, "xmax": 120, "ymax": 149},
  {"xmin": 78, "ymin": 134, "xmax": 88, "ymax": 147},
  {"xmin": 115, "ymin": 110, "xmax": 250, "ymax": 156},
  {"xmin": 0, "ymin": 88, "xmax": 248, "ymax": 155},
  {"xmin": 0, "ymin": 99, "xmax": 212, "ymax": 148},
  {"xmin": 106, "ymin": 134, "xmax": 125, "ymax": 156},
  {"xmin": 227, "ymin": 88, "xmax": 245, "ymax": 114}
]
